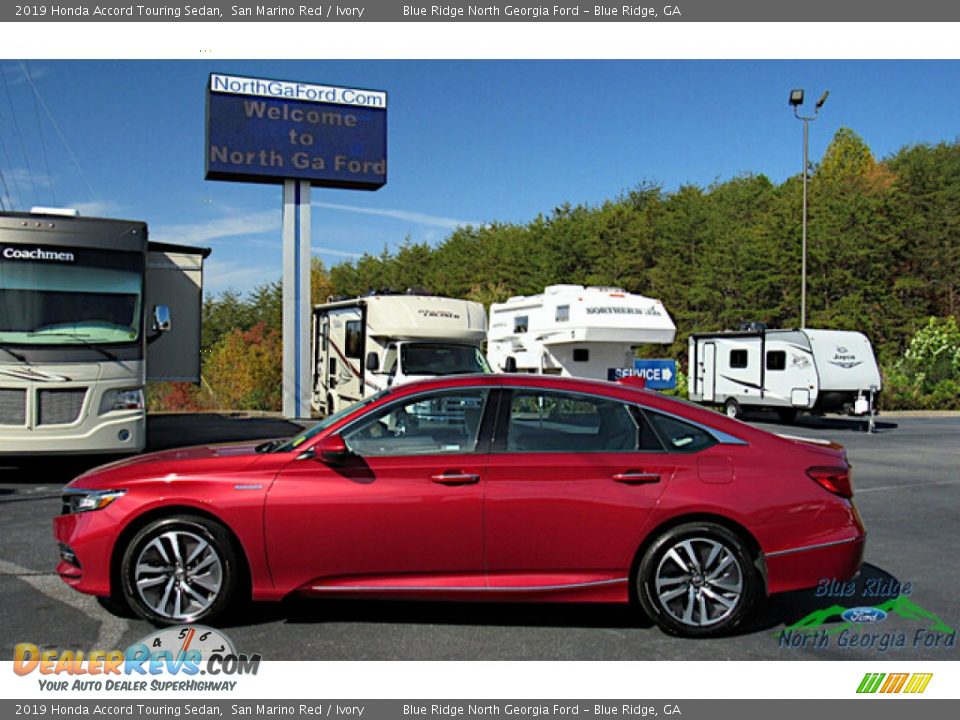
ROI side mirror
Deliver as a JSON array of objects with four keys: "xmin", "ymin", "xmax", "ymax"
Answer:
[
  {"xmin": 503, "ymin": 356, "xmax": 517, "ymax": 373},
  {"xmin": 152, "ymin": 304, "xmax": 172, "ymax": 332},
  {"xmin": 315, "ymin": 435, "xmax": 351, "ymax": 465},
  {"xmin": 365, "ymin": 351, "xmax": 380, "ymax": 372}
]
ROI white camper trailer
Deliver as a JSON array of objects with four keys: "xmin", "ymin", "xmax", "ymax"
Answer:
[
  {"xmin": 312, "ymin": 292, "xmax": 489, "ymax": 414},
  {"xmin": 487, "ymin": 285, "xmax": 676, "ymax": 380},
  {"xmin": 687, "ymin": 327, "xmax": 882, "ymax": 421}
]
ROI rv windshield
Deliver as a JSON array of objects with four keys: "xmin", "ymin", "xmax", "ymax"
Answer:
[
  {"xmin": 0, "ymin": 249, "xmax": 142, "ymax": 345},
  {"xmin": 400, "ymin": 343, "xmax": 490, "ymax": 376}
]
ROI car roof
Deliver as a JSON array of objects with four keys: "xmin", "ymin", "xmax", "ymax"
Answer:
[{"xmin": 382, "ymin": 373, "xmax": 728, "ymax": 425}]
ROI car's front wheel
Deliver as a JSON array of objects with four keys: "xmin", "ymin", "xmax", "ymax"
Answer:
[
  {"xmin": 120, "ymin": 515, "xmax": 240, "ymax": 626},
  {"xmin": 637, "ymin": 522, "xmax": 758, "ymax": 637}
]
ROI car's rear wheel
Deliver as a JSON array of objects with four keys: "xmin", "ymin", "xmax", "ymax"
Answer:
[
  {"xmin": 637, "ymin": 522, "xmax": 758, "ymax": 637},
  {"xmin": 120, "ymin": 515, "xmax": 239, "ymax": 626}
]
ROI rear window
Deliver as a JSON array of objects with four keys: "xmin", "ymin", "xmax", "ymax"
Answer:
[{"xmin": 645, "ymin": 411, "xmax": 716, "ymax": 453}]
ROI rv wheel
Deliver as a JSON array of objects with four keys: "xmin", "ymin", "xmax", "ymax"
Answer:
[{"xmin": 724, "ymin": 398, "xmax": 741, "ymax": 419}]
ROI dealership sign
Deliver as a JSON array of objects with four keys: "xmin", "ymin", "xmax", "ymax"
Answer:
[{"xmin": 205, "ymin": 73, "xmax": 387, "ymax": 189}]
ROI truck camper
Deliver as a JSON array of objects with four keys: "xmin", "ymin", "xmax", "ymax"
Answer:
[{"xmin": 487, "ymin": 284, "xmax": 676, "ymax": 380}]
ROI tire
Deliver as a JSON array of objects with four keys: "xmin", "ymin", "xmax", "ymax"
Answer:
[
  {"xmin": 776, "ymin": 408, "xmax": 798, "ymax": 424},
  {"xmin": 120, "ymin": 514, "xmax": 241, "ymax": 626},
  {"xmin": 637, "ymin": 522, "xmax": 759, "ymax": 637},
  {"xmin": 723, "ymin": 398, "xmax": 741, "ymax": 419}
]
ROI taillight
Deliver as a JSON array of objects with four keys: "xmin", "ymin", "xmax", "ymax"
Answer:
[{"xmin": 807, "ymin": 466, "xmax": 853, "ymax": 498}]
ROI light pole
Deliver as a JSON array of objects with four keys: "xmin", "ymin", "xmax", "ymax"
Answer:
[{"xmin": 788, "ymin": 88, "xmax": 828, "ymax": 328}]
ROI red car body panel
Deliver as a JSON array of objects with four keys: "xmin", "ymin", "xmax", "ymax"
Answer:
[{"xmin": 54, "ymin": 374, "xmax": 866, "ymax": 607}]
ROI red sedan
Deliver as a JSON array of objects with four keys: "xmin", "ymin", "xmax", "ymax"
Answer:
[{"xmin": 54, "ymin": 374, "xmax": 865, "ymax": 637}]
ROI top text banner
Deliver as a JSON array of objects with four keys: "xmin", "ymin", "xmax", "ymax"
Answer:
[{"xmin": 5, "ymin": 0, "xmax": 960, "ymax": 22}]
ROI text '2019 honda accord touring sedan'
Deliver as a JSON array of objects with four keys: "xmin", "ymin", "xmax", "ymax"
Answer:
[{"xmin": 54, "ymin": 374, "xmax": 865, "ymax": 637}]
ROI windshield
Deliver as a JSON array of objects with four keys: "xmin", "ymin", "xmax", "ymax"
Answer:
[
  {"xmin": 271, "ymin": 388, "xmax": 393, "ymax": 453},
  {"xmin": 400, "ymin": 343, "xmax": 490, "ymax": 376},
  {"xmin": 0, "ymin": 247, "xmax": 143, "ymax": 345}
]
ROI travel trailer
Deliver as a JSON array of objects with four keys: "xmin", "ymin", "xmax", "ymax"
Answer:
[
  {"xmin": 311, "ymin": 292, "xmax": 489, "ymax": 414},
  {"xmin": 487, "ymin": 285, "xmax": 676, "ymax": 380},
  {"xmin": 0, "ymin": 209, "xmax": 209, "ymax": 455},
  {"xmin": 687, "ymin": 327, "xmax": 882, "ymax": 421}
]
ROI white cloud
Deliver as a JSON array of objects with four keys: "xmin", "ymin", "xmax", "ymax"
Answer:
[
  {"xmin": 312, "ymin": 200, "xmax": 483, "ymax": 230},
  {"xmin": 313, "ymin": 246, "xmax": 364, "ymax": 259},
  {"xmin": 150, "ymin": 210, "xmax": 279, "ymax": 246},
  {"xmin": 69, "ymin": 200, "xmax": 121, "ymax": 217},
  {"xmin": 203, "ymin": 258, "xmax": 277, "ymax": 295}
]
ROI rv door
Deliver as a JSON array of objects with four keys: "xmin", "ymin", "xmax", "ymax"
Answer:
[
  {"xmin": 701, "ymin": 342, "xmax": 717, "ymax": 402},
  {"xmin": 145, "ymin": 243, "xmax": 208, "ymax": 382}
]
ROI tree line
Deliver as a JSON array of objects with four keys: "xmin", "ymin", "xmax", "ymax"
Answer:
[{"xmin": 151, "ymin": 128, "xmax": 960, "ymax": 411}]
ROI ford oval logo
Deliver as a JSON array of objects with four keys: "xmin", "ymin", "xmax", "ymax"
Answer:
[{"xmin": 842, "ymin": 607, "xmax": 887, "ymax": 624}]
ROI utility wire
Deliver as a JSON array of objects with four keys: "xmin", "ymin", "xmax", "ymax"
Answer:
[
  {"xmin": 22, "ymin": 61, "xmax": 57, "ymax": 206},
  {"xmin": 1, "ymin": 62, "xmax": 39, "ymax": 206},
  {"xmin": 18, "ymin": 60, "xmax": 96, "ymax": 199}
]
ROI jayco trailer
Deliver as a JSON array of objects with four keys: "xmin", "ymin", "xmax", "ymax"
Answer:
[
  {"xmin": 688, "ymin": 327, "xmax": 882, "ymax": 420},
  {"xmin": 487, "ymin": 285, "xmax": 676, "ymax": 380},
  {"xmin": 312, "ymin": 292, "xmax": 489, "ymax": 414},
  {"xmin": 0, "ymin": 209, "xmax": 209, "ymax": 455}
]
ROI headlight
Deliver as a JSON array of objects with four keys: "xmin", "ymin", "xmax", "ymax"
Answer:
[
  {"xmin": 62, "ymin": 490, "xmax": 126, "ymax": 514},
  {"xmin": 100, "ymin": 388, "xmax": 144, "ymax": 413}
]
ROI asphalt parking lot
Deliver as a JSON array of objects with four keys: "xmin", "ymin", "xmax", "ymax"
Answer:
[{"xmin": 1, "ymin": 411, "xmax": 957, "ymax": 660}]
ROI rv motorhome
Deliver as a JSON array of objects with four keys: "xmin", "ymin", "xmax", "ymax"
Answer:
[
  {"xmin": 487, "ymin": 285, "xmax": 676, "ymax": 380},
  {"xmin": 311, "ymin": 292, "xmax": 489, "ymax": 414},
  {"xmin": 687, "ymin": 327, "xmax": 882, "ymax": 421},
  {"xmin": 0, "ymin": 209, "xmax": 209, "ymax": 455}
]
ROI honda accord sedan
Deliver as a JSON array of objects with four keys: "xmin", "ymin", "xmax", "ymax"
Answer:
[{"xmin": 54, "ymin": 374, "xmax": 865, "ymax": 637}]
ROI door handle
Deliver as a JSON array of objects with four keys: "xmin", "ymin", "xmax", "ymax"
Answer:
[
  {"xmin": 612, "ymin": 471, "xmax": 661, "ymax": 484},
  {"xmin": 430, "ymin": 472, "xmax": 480, "ymax": 486}
]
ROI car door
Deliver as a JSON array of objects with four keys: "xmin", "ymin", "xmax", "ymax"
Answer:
[
  {"xmin": 264, "ymin": 387, "xmax": 491, "ymax": 594},
  {"xmin": 484, "ymin": 388, "xmax": 680, "ymax": 591}
]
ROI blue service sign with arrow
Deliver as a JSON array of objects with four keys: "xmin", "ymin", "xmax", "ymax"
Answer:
[{"xmin": 607, "ymin": 359, "xmax": 677, "ymax": 389}]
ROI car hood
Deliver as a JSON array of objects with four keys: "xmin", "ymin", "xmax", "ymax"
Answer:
[{"xmin": 66, "ymin": 441, "xmax": 269, "ymax": 490}]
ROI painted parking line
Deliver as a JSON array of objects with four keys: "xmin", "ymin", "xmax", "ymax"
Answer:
[
  {"xmin": 856, "ymin": 478, "xmax": 960, "ymax": 494},
  {"xmin": 0, "ymin": 558, "xmax": 128, "ymax": 649}
]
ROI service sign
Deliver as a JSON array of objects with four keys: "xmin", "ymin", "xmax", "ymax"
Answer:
[{"xmin": 205, "ymin": 73, "xmax": 387, "ymax": 189}]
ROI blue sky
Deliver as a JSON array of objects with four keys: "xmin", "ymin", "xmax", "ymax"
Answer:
[{"xmin": 1, "ymin": 60, "xmax": 958, "ymax": 295}]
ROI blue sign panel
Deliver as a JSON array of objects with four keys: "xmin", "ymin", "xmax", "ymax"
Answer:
[
  {"xmin": 205, "ymin": 73, "xmax": 387, "ymax": 190},
  {"xmin": 608, "ymin": 359, "xmax": 677, "ymax": 389}
]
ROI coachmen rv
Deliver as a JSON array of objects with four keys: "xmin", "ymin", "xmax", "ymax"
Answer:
[
  {"xmin": 0, "ymin": 209, "xmax": 209, "ymax": 455},
  {"xmin": 487, "ymin": 285, "xmax": 676, "ymax": 380},
  {"xmin": 688, "ymin": 327, "xmax": 882, "ymax": 421},
  {"xmin": 312, "ymin": 292, "xmax": 489, "ymax": 414}
]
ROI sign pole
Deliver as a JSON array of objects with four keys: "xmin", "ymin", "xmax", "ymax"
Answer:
[{"xmin": 282, "ymin": 179, "xmax": 312, "ymax": 419}]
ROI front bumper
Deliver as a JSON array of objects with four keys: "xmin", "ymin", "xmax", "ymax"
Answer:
[{"xmin": 53, "ymin": 507, "xmax": 119, "ymax": 597}]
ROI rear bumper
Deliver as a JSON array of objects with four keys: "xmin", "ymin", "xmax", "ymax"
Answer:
[{"xmin": 764, "ymin": 534, "xmax": 866, "ymax": 595}]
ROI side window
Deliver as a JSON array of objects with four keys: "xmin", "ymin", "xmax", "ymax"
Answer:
[
  {"xmin": 766, "ymin": 350, "xmax": 786, "ymax": 371},
  {"xmin": 342, "ymin": 389, "xmax": 488, "ymax": 457},
  {"xmin": 514, "ymin": 315, "xmax": 529, "ymax": 334},
  {"xmin": 645, "ymin": 411, "xmax": 716, "ymax": 453},
  {"xmin": 573, "ymin": 348, "xmax": 590, "ymax": 362},
  {"xmin": 506, "ymin": 391, "xmax": 658, "ymax": 452},
  {"xmin": 344, "ymin": 320, "xmax": 362, "ymax": 359},
  {"xmin": 555, "ymin": 305, "xmax": 570, "ymax": 322},
  {"xmin": 730, "ymin": 349, "xmax": 748, "ymax": 368}
]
